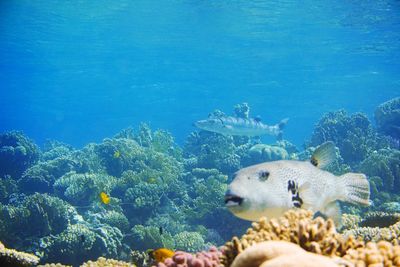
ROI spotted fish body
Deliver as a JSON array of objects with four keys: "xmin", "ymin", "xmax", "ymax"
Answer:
[
  {"xmin": 225, "ymin": 142, "xmax": 370, "ymax": 223},
  {"xmin": 194, "ymin": 115, "xmax": 288, "ymax": 137}
]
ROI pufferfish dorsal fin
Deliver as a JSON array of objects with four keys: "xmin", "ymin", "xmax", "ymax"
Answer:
[{"xmin": 310, "ymin": 141, "xmax": 336, "ymax": 169}]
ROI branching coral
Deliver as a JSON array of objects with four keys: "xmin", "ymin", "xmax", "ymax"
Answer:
[
  {"xmin": 0, "ymin": 241, "xmax": 40, "ymax": 267},
  {"xmin": 342, "ymin": 212, "xmax": 400, "ymax": 243},
  {"xmin": 81, "ymin": 257, "xmax": 136, "ymax": 267},
  {"xmin": 375, "ymin": 97, "xmax": 400, "ymax": 140},
  {"xmin": 0, "ymin": 131, "xmax": 40, "ymax": 179},
  {"xmin": 221, "ymin": 209, "xmax": 363, "ymax": 267}
]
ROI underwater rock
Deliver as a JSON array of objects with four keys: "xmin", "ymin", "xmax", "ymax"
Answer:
[
  {"xmin": 0, "ymin": 241, "xmax": 39, "ymax": 267},
  {"xmin": 359, "ymin": 148, "xmax": 400, "ymax": 193},
  {"xmin": 309, "ymin": 110, "xmax": 389, "ymax": 166},
  {"xmin": 375, "ymin": 97, "xmax": 400, "ymax": 140},
  {"xmin": 0, "ymin": 131, "xmax": 40, "ymax": 179}
]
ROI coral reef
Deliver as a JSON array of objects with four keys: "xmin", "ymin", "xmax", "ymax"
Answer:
[
  {"xmin": 81, "ymin": 257, "xmax": 136, "ymax": 267},
  {"xmin": 0, "ymin": 193, "xmax": 78, "ymax": 249},
  {"xmin": 244, "ymin": 144, "xmax": 289, "ymax": 165},
  {"xmin": 230, "ymin": 241, "xmax": 339, "ymax": 267},
  {"xmin": 20, "ymin": 157, "xmax": 76, "ymax": 193},
  {"xmin": 0, "ymin": 241, "xmax": 40, "ymax": 267},
  {"xmin": 0, "ymin": 131, "xmax": 40, "ymax": 178},
  {"xmin": 221, "ymin": 209, "xmax": 359, "ymax": 266},
  {"xmin": 309, "ymin": 110, "xmax": 389, "ymax": 166},
  {"xmin": 54, "ymin": 171, "xmax": 117, "ymax": 205},
  {"xmin": 342, "ymin": 212, "xmax": 400, "ymax": 243},
  {"xmin": 359, "ymin": 148, "xmax": 400, "ymax": 193},
  {"xmin": 40, "ymin": 223, "xmax": 124, "ymax": 266},
  {"xmin": 375, "ymin": 97, "xmax": 400, "ymax": 140},
  {"xmin": 155, "ymin": 247, "xmax": 221, "ymax": 267}
]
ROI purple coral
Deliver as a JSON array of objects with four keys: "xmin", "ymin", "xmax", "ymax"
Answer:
[{"xmin": 155, "ymin": 247, "xmax": 222, "ymax": 267}]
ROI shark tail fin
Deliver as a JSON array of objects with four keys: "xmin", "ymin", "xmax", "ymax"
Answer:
[{"xmin": 337, "ymin": 173, "xmax": 370, "ymax": 206}]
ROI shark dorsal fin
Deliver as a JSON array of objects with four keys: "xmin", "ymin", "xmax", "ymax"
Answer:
[{"xmin": 310, "ymin": 141, "xmax": 336, "ymax": 169}]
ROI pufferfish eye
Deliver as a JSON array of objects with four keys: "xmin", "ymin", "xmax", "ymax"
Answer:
[{"xmin": 258, "ymin": 170, "xmax": 270, "ymax": 181}]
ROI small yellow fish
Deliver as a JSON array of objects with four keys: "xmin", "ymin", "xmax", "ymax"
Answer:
[
  {"xmin": 113, "ymin": 150, "xmax": 121, "ymax": 158},
  {"xmin": 100, "ymin": 192, "xmax": 110, "ymax": 205},
  {"xmin": 152, "ymin": 248, "xmax": 174, "ymax": 263}
]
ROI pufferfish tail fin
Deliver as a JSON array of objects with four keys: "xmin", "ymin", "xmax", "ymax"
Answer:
[
  {"xmin": 310, "ymin": 141, "xmax": 336, "ymax": 169},
  {"xmin": 337, "ymin": 173, "xmax": 370, "ymax": 206}
]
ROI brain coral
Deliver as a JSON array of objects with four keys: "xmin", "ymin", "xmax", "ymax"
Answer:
[{"xmin": 0, "ymin": 131, "xmax": 40, "ymax": 178}]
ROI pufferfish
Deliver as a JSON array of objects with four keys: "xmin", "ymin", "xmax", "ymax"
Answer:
[{"xmin": 225, "ymin": 142, "xmax": 370, "ymax": 224}]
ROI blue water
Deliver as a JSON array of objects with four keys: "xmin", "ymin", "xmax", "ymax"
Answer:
[{"xmin": 1, "ymin": 0, "xmax": 399, "ymax": 147}]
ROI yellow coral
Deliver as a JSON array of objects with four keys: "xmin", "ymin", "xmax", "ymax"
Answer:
[
  {"xmin": 0, "ymin": 241, "xmax": 40, "ymax": 267},
  {"xmin": 221, "ymin": 209, "xmax": 400, "ymax": 267},
  {"xmin": 80, "ymin": 257, "xmax": 136, "ymax": 267},
  {"xmin": 221, "ymin": 209, "xmax": 362, "ymax": 266}
]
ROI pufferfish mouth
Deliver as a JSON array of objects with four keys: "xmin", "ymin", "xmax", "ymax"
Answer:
[{"xmin": 224, "ymin": 193, "xmax": 244, "ymax": 207}]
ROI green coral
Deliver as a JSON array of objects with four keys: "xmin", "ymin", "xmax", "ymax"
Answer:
[
  {"xmin": 174, "ymin": 231, "xmax": 206, "ymax": 252},
  {"xmin": 359, "ymin": 148, "xmax": 400, "ymax": 193},
  {"xmin": 40, "ymin": 223, "xmax": 123, "ymax": 265},
  {"xmin": 0, "ymin": 176, "xmax": 18, "ymax": 203},
  {"xmin": 184, "ymin": 131, "xmax": 247, "ymax": 175},
  {"xmin": 94, "ymin": 138, "xmax": 146, "ymax": 177},
  {"xmin": 129, "ymin": 225, "xmax": 174, "ymax": 250},
  {"xmin": 96, "ymin": 210, "xmax": 130, "ymax": 233},
  {"xmin": 309, "ymin": 110, "xmax": 389, "ymax": 166},
  {"xmin": 54, "ymin": 171, "xmax": 117, "ymax": 205},
  {"xmin": 375, "ymin": 97, "xmax": 400, "ymax": 140},
  {"xmin": 0, "ymin": 193, "xmax": 77, "ymax": 249},
  {"xmin": 20, "ymin": 157, "xmax": 75, "ymax": 193},
  {"xmin": 0, "ymin": 131, "xmax": 40, "ymax": 178}
]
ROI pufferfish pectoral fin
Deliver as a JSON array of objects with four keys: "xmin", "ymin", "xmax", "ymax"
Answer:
[{"xmin": 310, "ymin": 141, "xmax": 336, "ymax": 169}]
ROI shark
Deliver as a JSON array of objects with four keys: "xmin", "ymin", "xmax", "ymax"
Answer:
[{"xmin": 194, "ymin": 114, "xmax": 288, "ymax": 138}]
